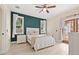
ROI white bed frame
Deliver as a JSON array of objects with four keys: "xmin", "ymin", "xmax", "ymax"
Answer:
[{"xmin": 26, "ymin": 27, "xmax": 55, "ymax": 51}]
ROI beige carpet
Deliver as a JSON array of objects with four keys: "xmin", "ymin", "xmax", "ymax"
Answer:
[{"xmin": 6, "ymin": 42, "xmax": 68, "ymax": 55}]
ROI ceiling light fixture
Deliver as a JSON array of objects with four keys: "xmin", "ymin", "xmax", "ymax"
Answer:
[
  {"xmin": 15, "ymin": 6, "xmax": 20, "ymax": 9},
  {"xmin": 35, "ymin": 4, "xmax": 56, "ymax": 13}
]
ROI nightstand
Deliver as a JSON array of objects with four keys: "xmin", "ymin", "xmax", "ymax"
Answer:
[{"xmin": 17, "ymin": 34, "xmax": 26, "ymax": 43}]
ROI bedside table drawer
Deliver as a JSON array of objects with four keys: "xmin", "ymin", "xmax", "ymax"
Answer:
[{"xmin": 17, "ymin": 35, "xmax": 26, "ymax": 43}]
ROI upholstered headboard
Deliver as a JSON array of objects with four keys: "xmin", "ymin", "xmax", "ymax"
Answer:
[{"xmin": 26, "ymin": 28, "xmax": 39, "ymax": 35}]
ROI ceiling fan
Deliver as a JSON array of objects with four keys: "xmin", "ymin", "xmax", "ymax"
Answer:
[{"xmin": 35, "ymin": 4, "xmax": 56, "ymax": 13}]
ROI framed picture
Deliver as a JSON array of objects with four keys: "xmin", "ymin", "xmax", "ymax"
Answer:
[{"xmin": 40, "ymin": 20, "xmax": 47, "ymax": 34}]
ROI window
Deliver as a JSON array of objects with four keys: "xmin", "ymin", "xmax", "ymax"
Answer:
[
  {"xmin": 16, "ymin": 16, "xmax": 24, "ymax": 34},
  {"xmin": 40, "ymin": 20, "xmax": 47, "ymax": 34},
  {"xmin": 12, "ymin": 14, "xmax": 24, "ymax": 38},
  {"xmin": 64, "ymin": 18, "xmax": 79, "ymax": 32}
]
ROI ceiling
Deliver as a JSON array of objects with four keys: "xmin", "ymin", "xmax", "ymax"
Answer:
[{"xmin": 7, "ymin": 4, "xmax": 79, "ymax": 19}]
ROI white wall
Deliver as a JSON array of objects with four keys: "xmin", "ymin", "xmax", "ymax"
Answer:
[
  {"xmin": 47, "ymin": 6, "xmax": 79, "ymax": 42},
  {"xmin": 47, "ymin": 16, "xmax": 61, "ymax": 42},
  {"xmin": 69, "ymin": 32, "xmax": 79, "ymax": 55}
]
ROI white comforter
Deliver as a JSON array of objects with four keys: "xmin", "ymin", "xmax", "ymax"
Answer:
[{"xmin": 27, "ymin": 35, "xmax": 55, "ymax": 51}]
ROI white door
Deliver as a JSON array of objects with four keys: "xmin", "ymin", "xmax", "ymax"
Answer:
[
  {"xmin": 0, "ymin": 5, "xmax": 10, "ymax": 54},
  {"xmin": 0, "ymin": 5, "xmax": 6, "ymax": 54},
  {"xmin": 0, "ymin": 7, "xmax": 2, "ymax": 53}
]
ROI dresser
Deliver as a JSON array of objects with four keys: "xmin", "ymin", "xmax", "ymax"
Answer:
[{"xmin": 17, "ymin": 35, "xmax": 26, "ymax": 43}]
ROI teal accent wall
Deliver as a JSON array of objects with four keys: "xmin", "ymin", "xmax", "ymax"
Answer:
[
  {"xmin": 24, "ymin": 16, "xmax": 41, "ymax": 34},
  {"xmin": 11, "ymin": 12, "xmax": 45, "ymax": 41}
]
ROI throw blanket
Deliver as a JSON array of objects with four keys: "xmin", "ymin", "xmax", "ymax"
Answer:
[
  {"xmin": 30, "ymin": 35, "xmax": 55, "ymax": 51},
  {"xmin": 31, "ymin": 37, "xmax": 36, "ymax": 48}
]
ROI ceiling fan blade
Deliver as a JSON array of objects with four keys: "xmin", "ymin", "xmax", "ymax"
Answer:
[
  {"xmin": 46, "ymin": 10, "xmax": 49, "ymax": 13},
  {"xmin": 39, "ymin": 9, "xmax": 43, "ymax": 13},
  {"xmin": 47, "ymin": 5, "xmax": 56, "ymax": 8},
  {"xmin": 35, "ymin": 6, "xmax": 44, "ymax": 8}
]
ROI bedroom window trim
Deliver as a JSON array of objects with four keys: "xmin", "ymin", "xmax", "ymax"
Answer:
[
  {"xmin": 12, "ymin": 14, "xmax": 24, "ymax": 38},
  {"xmin": 15, "ymin": 16, "xmax": 24, "ymax": 34}
]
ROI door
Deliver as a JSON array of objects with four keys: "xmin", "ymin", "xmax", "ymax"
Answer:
[
  {"xmin": 0, "ymin": 6, "xmax": 6, "ymax": 54},
  {"xmin": 0, "ymin": 5, "xmax": 10, "ymax": 54},
  {"xmin": 0, "ymin": 7, "xmax": 2, "ymax": 53}
]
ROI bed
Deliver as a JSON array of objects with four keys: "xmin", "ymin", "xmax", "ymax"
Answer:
[{"xmin": 26, "ymin": 28, "xmax": 56, "ymax": 51}]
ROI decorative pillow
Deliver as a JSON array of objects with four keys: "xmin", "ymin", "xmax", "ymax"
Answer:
[{"xmin": 26, "ymin": 28, "xmax": 39, "ymax": 35}]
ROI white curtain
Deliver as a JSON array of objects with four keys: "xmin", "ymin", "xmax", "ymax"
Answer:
[{"xmin": 12, "ymin": 14, "xmax": 18, "ymax": 38}]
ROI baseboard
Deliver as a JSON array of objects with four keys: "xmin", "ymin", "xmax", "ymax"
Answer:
[
  {"xmin": 62, "ymin": 40, "xmax": 69, "ymax": 44},
  {"xmin": 0, "ymin": 49, "xmax": 8, "ymax": 55}
]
